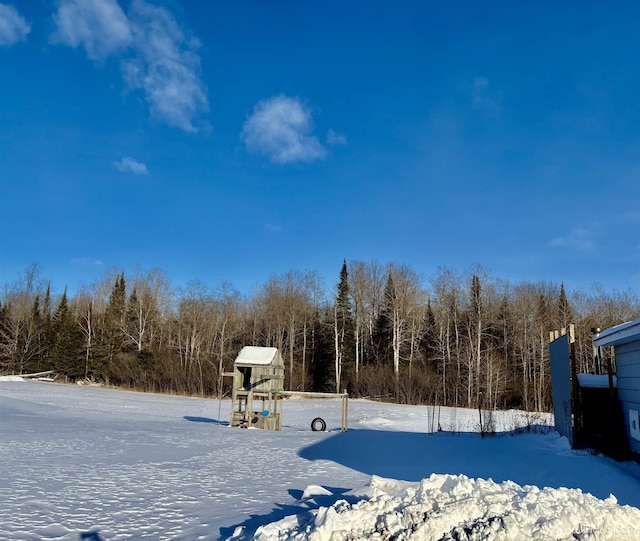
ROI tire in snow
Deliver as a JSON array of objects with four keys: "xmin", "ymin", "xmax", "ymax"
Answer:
[{"xmin": 311, "ymin": 417, "xmax": 327, "ymax": 431}]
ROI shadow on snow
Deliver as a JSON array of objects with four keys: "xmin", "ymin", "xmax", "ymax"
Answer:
[
  {"xmin": 219, "ymin": 487, "xmax": 358, "ymax": 540},
  {"xmin": 221, "ymin": 426, "xmax": 640, "ymax": 538},
  {"xmin": 79, "ymin": 531, "xmax": 104, "ymax": 541},
  {"xmin": 183, "ymin": 415, "xmax": 228, "ymax": 426},
  {"xmin": 298, "ymin": 427, "xmax": 640, "ymax": 507}
]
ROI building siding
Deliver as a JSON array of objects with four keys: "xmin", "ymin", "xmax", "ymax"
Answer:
[
  {"xmin": 615, "ymin": 341, "xmax": 640, "ymax": 455},
  {"xmin": 549, "ymin": 333, "xmax": 573, "ymax": 444}
]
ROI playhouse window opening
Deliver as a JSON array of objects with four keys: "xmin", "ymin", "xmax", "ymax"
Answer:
[{"xmin": 239, "ymin": 367, "xmax": 252, "ymax": 389}]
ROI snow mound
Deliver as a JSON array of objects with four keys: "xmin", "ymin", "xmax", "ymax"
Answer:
[
  {"xmin": 0, "ymin": 375, "xmax": 24, "ymax": 381},
  {"xmin": 357, "ymin": 415, "xmax": 393, "ymax": 426},
  {"xmin": 302, "ymin": 485, "xmax": 333, "ymax": 500},
  {"xmin": 252, "ymin": 474, "xmax": 640, "ymax": 540}
]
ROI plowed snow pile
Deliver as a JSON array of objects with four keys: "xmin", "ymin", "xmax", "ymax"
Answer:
[{"xmin": 251, "ymin": 474, "xmax": 640, "ymax": 541}]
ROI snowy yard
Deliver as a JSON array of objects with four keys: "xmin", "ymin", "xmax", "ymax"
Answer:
[{"xmin": 1, "ymin": 381, "xmax": 640, "ymax": 540}]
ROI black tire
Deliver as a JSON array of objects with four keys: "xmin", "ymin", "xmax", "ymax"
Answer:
[{"xmin": 311, "ymin": 417, "xmax": 327, "ymax": 432}]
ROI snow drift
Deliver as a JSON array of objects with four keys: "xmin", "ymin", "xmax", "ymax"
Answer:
[{"xmin": 248, "ymin": 474, "xmax": 640, "ymax": 540}]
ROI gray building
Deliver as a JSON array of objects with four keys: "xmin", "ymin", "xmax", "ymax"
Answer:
[{"xmin": 594, "ymin": 318, "xmax": 640, "ymax": 459}]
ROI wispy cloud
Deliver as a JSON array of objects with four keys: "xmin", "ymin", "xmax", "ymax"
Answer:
[
  {"xmin": 471, "ymin": 76, "xmax": 501, "ymax": 116},
  {"xmin": 265, "ymin": 222, "xmax": 283, "ymax": 233},
  {"xmin": 71, "ymin": 257, "xmax": 104, "ymax": 267},
  {"xmin": 121, "ymin": 0, "xmax": 208, "ymax": 132},
  {"xmin": 114, "ymin": 156, "xmax": 149, "ymax": 175},
  {"xmin": 326, "ymin": 129, "xmax": 347, "ymax": 146},
  {"xmin": 549, "ymin": 227, "xmax": 595, "ymax": 252},
  {"xmin": 241, "ymin": 95, "xmax": 326, "ymax": 164},
  {"xmin": 51, "ymin": 0, "xmax": 208, "ymax": 132},
  {"xmin": 51, "ymin": 0, "xmax": 131, "ymax": 60},
  {"xmin": 0, "ymin": 3, "xmax": 31, "ymax": 46}
]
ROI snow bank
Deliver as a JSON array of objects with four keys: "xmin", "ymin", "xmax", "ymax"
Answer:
[
  {"xmin": 0, "ymin": 375, "xmax": 24, "ymax": 381},
  {"xmin": 251, "ymin": 474, "xmax": 640, "ymax": 540}
]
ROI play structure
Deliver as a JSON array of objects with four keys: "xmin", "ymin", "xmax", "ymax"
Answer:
[
  {"xmin": 223, "ymin": 346, "xmax": 348, "ymax": 432},
  {"xmin": 226, "ymin": 346, "xmax": 284, "ymax": 430}
]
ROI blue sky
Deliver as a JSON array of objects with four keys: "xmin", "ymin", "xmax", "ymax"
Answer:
[{"xmin": 1, "ymin": 0, "xmax": 639, "ymax": 296}]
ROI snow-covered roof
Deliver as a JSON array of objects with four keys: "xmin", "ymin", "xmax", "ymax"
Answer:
[
  {"xmin": 234, "ymin": 346, "xmax": 281, "ymax": 366},
  {"xmin": 593, "ymin": 317, "xmax": 640, "ymax": 347},
  {"xmin": 576, "ymin": 373, "xmax": 617, "ymax": 389}
]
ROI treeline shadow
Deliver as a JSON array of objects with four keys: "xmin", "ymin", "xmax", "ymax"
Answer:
[{"xmin": 298, "ymin": 427, "xmax": 640, "ymax": 508}]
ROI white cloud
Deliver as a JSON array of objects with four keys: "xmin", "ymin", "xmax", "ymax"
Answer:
[
  {"xmin": 71, "ymin": 257, "xmax": 104, "ymax": 267},
  {"xmin": 121, "ymin": 0, "xmax": 208, "ymax": 132},
  {"xmin": 471, "ymin": 75, "xmax": 501, "ymax": 116},
  {"xmin": 241, "ymin": 95, "xmax": 326, "ymax": 164},
  {"xmin": 265, "ymin": 222, "xmax": 283, "ymax": 232},
  {"xmin": 549, "ymin": 227, "xmax": 595, "ymax": 252},
  {"xmin": 51, "ymin": 0, "xmax": 208, "ymax": 132},
  {"xmin": 51, "ymin": 0, "xmax": 132, "ymax": 61},
  {"xmin": 114, "ymin": 156, "xmax": 149, "ymax": 175},
  {"xmin": 0, "ymin": 4, "xmax": 31, "ymax": 46},
  {"xmin": 326, "ymin": 129, "xmax": 347, "ymax": 145}
]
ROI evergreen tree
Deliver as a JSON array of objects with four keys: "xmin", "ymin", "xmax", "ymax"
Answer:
[
  {"xmin": 468, "ymin": 274, "xmax": 483, "ymax": 406},
  {"xmin": 125, "ymin": 286, "xmax": 140, "ymax": 354},
  {"xmin": 495, "ymin": 294, "xmax": 512, "ymax": 360},
  {"xmin": 470, "ymin": 275, "xmax": 482, "ymax": 322},
  {"xmin": 310, "ymin": 306, "xmax": 334, "ymax": 392},
  {"xmin": 537, "ymin": 293, "xmax": 550, "ymax": 330},
  {"xmin": 373, "ymin": 271, "xmax": 395, "ymax": 364},
  {"xmin": 50, "ymin": 288, "xmax": 83, "ymax": 378},
  {"xmin": 334, "ymin": 260, "xmax": 355, "ymax": 391},
  {"xmin": 25, "ymin": 295, "xmax": 43, "ymax": 372},
  {"xmin": 420, "ymin": 299, "xmax": 438, "ymax": 373},
  {"xmin": 96, "ymin": 273, "xmax": 127, "ymax": 381},
  {"xmin": 557, "ymin": 283, "xmax": 574, "ymax": 329},
  {"xmin": 0, "ymin": 302, "xmax": 8, "ymax": 372},
  {"xmin": 42, "ymin": 284, "xmax": 51, "ymax": 320},
  {"xmin": 40, "ymin": 284, "xmax": 53, "ymax": 369}
]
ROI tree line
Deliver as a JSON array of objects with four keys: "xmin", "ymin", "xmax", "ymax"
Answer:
[{"xmin": 1, "ymin": 262, "xmax": 639, "ymax": 412}]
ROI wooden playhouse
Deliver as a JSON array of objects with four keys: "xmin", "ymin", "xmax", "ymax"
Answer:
[{"xmin": 229, "ymin": 346, "xmax": 284, "ymax": 430}]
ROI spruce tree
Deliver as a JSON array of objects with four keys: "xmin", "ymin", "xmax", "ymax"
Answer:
[
  {"xmin": 470, "ymin": 275, "xmax": 482, "ymax": 323},
  {"xmin": 334, "ymin": 260, "xmax": 355, "ymax": 392},
  {"xmin": 420, "ymin": 299, "xmax": 438, "ymax": 373},
  {"xmin": 126, "ymin": 286, "xmax": 140, "ymax": 353},
  {"xmin": 50, "ymin": 288, "xmax": 83, "ymax": 379},
  {"xmin": 26, "ymin": 296, "xmax": 43, "ymax": 372},
  {"xmin": 557, "ymin": 283, "xmax": 573, "ymax": 329},
  {"xmin": 40, "ymin": 284, "xmax": 53, "ymax": 369},
  {"xmin": 310, "ymin": 306, "xmax": 334, "ymax": 392},
  {"xmin": 0, "ymin": 302, "xmax": 8, "ymax": 372},
  {"xmin": 373, "ymin": 271, "xmax": 395, "ymax": 364},
  {"xmin": 96, "ymin": 273, "xmax": 127, "ymax": 381},
  {"xmin": 468, "ymin": 274, "xmax": 483, "ymax": 406}
]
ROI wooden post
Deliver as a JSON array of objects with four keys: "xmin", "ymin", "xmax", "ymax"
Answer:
[{"xmin": 341, "ymin": 391, "xmax": 349, "ymax": 432}]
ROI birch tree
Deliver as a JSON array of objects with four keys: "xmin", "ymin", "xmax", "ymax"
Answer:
[
  {"xmin": 74, "ymin": 291, "xmax": 95, "ymax": 379},
  {"xmin": 124, "ymin": 269, "xmax": 170, "ymax": 354},
  {"xmin": 0, "ymin": 264, "xmax": 48, "ymax": 374},
  {"xmin": 212, "ymin": 282, "xmax": 243, "ymax": 397},
  {"xmin": 350, "ymin": 260, "xmax": 386, "ymax": 375}
]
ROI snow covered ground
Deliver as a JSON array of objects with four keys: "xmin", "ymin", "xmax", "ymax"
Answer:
[{"xmin": 1, "ymin": 380, "xmax": 640, "ymax": 540}]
